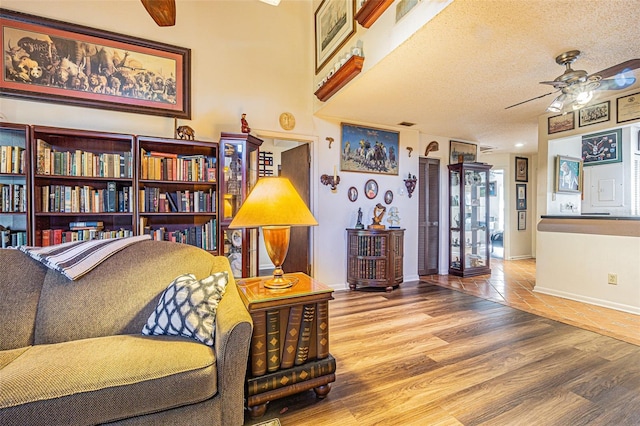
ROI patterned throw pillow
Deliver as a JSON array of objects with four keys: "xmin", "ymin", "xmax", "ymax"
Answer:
[{"xmin": 142, "ymin": 272, "xmax": 228, "ymax": 346}]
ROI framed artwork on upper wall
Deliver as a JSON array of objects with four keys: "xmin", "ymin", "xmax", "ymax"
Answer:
[
  {"xmin": 314, "ymin": 0, "xmax": 355, "ymax": 74},
  {"xmin": 340, "ymin": 123, "xmax": 399, "ymax": 175},
  {"xmin": 581, "ymin": 129, "xmax": 622, "ymax": 166},
  {"xmin": 449, "ymin": 140, "xmax": 477, "ymax": 164},
  {"xmin": 548, "ymin": 112, "xmax": 574, "ymax": 134},
  {"xmin": 578, "ymin": 101, "xmax": 610, "ymax": 127},
  {"xmin": 0, "ymin": 9, "xmax": 191, "ymax": 118},
  {"xmin": 515, "ymin": 156, "xmax": 528, "ymax": 182},
  {"xmin": 616, "ymin": 92, "xmax": 640, "ymax": 123}
]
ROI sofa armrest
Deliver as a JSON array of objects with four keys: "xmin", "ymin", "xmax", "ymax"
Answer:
[{"xmin": 213, "ymin": 268, "xmax": 253, "ymax": 426}]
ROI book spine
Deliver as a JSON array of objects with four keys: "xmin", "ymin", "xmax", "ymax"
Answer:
[
  {"xmin": 247, "ymin": 355, "xmax": 336, "ymax": 397},
  {"xmin": 266, "ymin": 309, "xmax": 281, "ymax": 373},
  {"xmin": 316, "ymin": 301, "xmax": 330, "ymax": 359},
  {"xmin": 281, "ymin": 306, "xmax": 303, "ymax": 369},
  {"xmin": 251, "ymin": 311, "xmax": 268, "ymax": 377},
  {"xmin": 295, "ymin": 304, "xmax": 316, "ymax": 366}
]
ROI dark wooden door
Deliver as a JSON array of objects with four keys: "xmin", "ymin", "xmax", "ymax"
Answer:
[
  {"xmin": 418, "ymin": 157, "xmax": 440, "ymax": 275},
  {"xmin": 280, "ymin": 143, "xmax": 311, "ymax": 275}
]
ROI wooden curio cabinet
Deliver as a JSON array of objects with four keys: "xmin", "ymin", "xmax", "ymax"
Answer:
[
  {"xmin": 346, "ymin": 228, "xmax": 404, "ymax": 292},
  {"xmin": 448, "ymin": 162, "xmax": 492, "ymax": 277},
  {"xmin": 0, "ymin": 123, "xmax": 30, "ymax": 247},
  {"xmin": 219, "ymin": 132, "xmax": 262, "ymax": 278}
]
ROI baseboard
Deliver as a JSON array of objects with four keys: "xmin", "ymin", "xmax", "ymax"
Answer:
[
  {"xmin": 506, "ymin": 255, "xmax": 533, "ymax": 260},
  {"xmin": 534, "ymin": 286, "xmax": 640, "ymax": 315}
]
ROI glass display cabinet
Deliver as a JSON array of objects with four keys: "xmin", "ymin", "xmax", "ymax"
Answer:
[
  {"xmin": 219, "ymin": 132, "xmax": 262, "ymax": 278},
  {"xmin": 448, "ymin": 162, "xmax": 492, "ymax": 277}
]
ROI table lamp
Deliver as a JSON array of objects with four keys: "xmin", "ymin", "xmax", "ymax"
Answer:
[{"xmin": 229, "ymin": 177, "xmax": 318, "ymax": 289}]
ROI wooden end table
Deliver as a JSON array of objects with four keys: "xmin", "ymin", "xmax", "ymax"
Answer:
[{"xmin": 236, "ymin": 272, "xmax": 335, "ymax": 419}]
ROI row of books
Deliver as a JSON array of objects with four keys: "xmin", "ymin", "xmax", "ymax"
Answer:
[
  {"xmin": 1, "ymin": 229, "xmax": 27, "ymax": 248},
  {"xmin": 0, "ymin": 145, "xmax": 25, "ymax": 174},
  {"xmin": 352, "ymin": 236, "xmax": 386, "ymax": 257},
  {"xmin": 350, "ymin": 258, "xmax": 386, "ymax": 280},
  {"xmin": 38, "ymin": 183, "xmax": 133, "ymax": 213},
  {"xmin": 139, "ymin": 187, "xmax": 216, "ymax": 213},
  {"xmin": 35, "ymin": 228, "xmax": 134, "ymax": 247},
  {"xmin": 1, "ymin": 184, "xmax": 26, "ymax": 212},
  {"xmin": 140, "ymin": 149, "xmax": 216, "ymax": 182},
  {"xmin": 36, "ymin": 139, "xmax": 133, "ymax": 178},
  {"xmin": 141, "ymin": 218, "xmax": 217, "ymax": 251}
]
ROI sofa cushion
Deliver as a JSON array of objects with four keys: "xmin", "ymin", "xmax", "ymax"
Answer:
[
  {"xmin": 0, "ymin": 334, "xmax": 217, "ymax": 425},
  {"xmin": 0, "ymin": 249, "xmax": 48, "ymax": 350},
  {"xmin": 142, "ymin": 271, "xmax": 228, "ymax": 346},
  {"xmin": 34, "ymin": 240, "xmax": 220, "ymax": 345}
]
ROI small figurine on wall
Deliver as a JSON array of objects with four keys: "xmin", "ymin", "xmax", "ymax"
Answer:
[
  {"xmin": 369, "ymin": 203, "xmax": 386, "ymax": 230},
  {"xmin": 176, "ymin": 125, "xmax": 195, "ymax": 140},
  {"xmin": 241, "ymin": 113, "xmax": 251, "ymax": 133},
  {"xmin": 387, "ymin": 206, "xmax": 401, "ymax": 229}
]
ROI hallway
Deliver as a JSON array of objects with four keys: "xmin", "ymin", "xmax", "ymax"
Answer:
[{"xmin": 424, "ymin": 258, "xmax": 640, "ymax": 346}]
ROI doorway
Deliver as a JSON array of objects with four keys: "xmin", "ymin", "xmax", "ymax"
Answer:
[
  {"xmin": 489, "ymin": 169, "xmax": 505, "ymax": 258},
  {"xmin": 418, "ymin": 157, "xmax": 440, "ymax": 275}
]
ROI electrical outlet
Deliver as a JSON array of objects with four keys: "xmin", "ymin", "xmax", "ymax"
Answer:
[{"xmin": 607, "ymin": 273, "xmax": 618, "ymax": 285}]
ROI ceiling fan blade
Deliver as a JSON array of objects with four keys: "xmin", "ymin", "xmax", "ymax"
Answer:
[
  {"xmin": 540, "ymin": 80, "xmax": 566, "ymax": 89},
  {"xmin": 591, "ymin": 58, "xmax": 640, "ymax": 79},
  {"xmin": 597, "ymin": 75, "xmax": 637, "ymax": 91},
  {"xmin": 141, "ymin": 0, "xmax": 176, "ymax": 26},
  {"xmin": 505, "ymin": 91, "xmax": 556, "ymax": 110}
]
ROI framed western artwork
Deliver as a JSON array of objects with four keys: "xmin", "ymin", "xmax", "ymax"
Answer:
[
  {"xmin": 581, "ymin": 129, "xmax": 622, "ymax": 166},
  {"xmin": 340, "ymin": 123, "xmax": 399, "ymax": 175},
  {"xmin": 314, "ymin": 0, "xmax": 355, "ymax": 74},
  {"xmin": 555, "ymin": 155, "xmax": 583, "ymax": 194},
  {"xmin": 515, "ymin": 156, "xmax": 528, "ymax": 182},
  {"xmin": 449, "ymin": 140, "xmax": 477, "ymax": 164},
  {"xmin": 617, "ymin": 92, "xmax": 640, "ymax": 123},
  {"xmin": 578, "ymin": 101, "xmax": 610, "ymax": 127},
  {"xmin": 0, "ymin": 8, "xmax": 191, "ymax": 118},
  {"xmin": 548, "ymin": 112, "xmax": 574, "ymax": 134}
]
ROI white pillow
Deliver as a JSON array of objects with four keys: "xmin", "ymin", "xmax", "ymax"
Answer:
[{"xmin": 142, "ymin": 272, "xmax": 228, "ymax": 346}]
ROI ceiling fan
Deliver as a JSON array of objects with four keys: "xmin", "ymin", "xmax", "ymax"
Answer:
[
  {"xmin": 505, "ymin": 50, "xmax": 640, "ymax": 112},
  {"xmin": 140, "ymin": 0, "xmax": 281, "ymax": 27}
]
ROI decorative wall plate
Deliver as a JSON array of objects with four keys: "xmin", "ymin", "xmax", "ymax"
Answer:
[{"xmin": 279, "ymin": 112, "xmax": 296, "ymax": 130}]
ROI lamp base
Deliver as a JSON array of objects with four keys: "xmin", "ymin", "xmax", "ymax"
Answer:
[{"xmin": 263, "ymin": 274, "xmax": 299, "ymax": 289}]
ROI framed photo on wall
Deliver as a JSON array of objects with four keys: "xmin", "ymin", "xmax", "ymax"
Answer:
[
  {"xmin": 548, "ymin": 112, "xmax": 575, "ymax": 134},
  {"xmin": 581, "ymin": 129, "xmax": 622, "ymax": 166},
  {"xmin": 515, "ymin": 156, "xmax": 528, "ymax": 182},
  {"xmin": 314, "ymin": 0, "xmax": 355, "ymax": 74},
  {"xmin": 555, "ymin": 155, "xmax": 583, "ymax": 194},
  {"xmin": 518, "ymin": 211, "xmax": 526, "ymax": 231},
  {"xmin": 449, "ymin": 140, "xmax": 477, "ymax": 164},
  {"xmin": 340, "ymin": 123, "xmax": 399, "ymax": 175},
  {"xmin": 516, "ymin": 184, "xmax": 527, "ymax": 210},
  {"xmin": 617, "ymin": 92, "xmax": 640, "ymax": 123},
  {"xmin": 578, "ymin": 101, "xmax": 610, "ymax": 127}
]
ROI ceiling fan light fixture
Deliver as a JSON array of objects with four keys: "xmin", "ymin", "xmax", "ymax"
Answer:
[
  {"xmin": 575, "ymin": 90, "xmax": 593, "ymax": 105},
  {"xmin": 547, "ymin": 97, "xmax": 564, "ymax": 113}
]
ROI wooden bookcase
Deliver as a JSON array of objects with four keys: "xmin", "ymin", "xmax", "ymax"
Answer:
[
  {"xmin": 346, "ymin": 228, "xmax": 404, "ymax": 291},
  {"xmin": 137, "ymin": 136, "xmax": 219, "ymax": 253},
  {"xmin": 30, "ymin": 126, "xmax": 136, "ymax": 246},
  {"xmin": 0, "ymin": 123, "xmax": 30, "ymax": 247}
]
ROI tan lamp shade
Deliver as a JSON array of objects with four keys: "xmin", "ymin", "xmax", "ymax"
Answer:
[{"xmin": 228, "ymin": 177, "xmax": 317, "ymax": 289}]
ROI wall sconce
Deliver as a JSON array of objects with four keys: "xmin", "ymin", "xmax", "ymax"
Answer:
[
  {"xmin": 326, "ymin": 137, "xmax": 334, "ymax": 149},
  {"xmin": 425, "ymin": 141, "xmax": 439, "ymax": 157},
  {"xmin": 404, "ymin": 174, "xmax": 417, "ymax": 198},
  {"xmin": 321, "ymin": 166, "xmax": 340, "ymax": 191},
  {"xmin": 406, "ymin": 147, "xmax": 413, "ymax": 157}
]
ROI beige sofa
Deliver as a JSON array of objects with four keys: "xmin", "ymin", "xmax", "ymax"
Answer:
[{"xmin": 0, "ymin": 240, "xmax": 253, "ymax": 425}]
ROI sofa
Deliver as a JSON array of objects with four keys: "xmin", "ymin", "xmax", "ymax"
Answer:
[{"xmin": 0, "ymin": 239, "xmax": 253, "ymax": 425}]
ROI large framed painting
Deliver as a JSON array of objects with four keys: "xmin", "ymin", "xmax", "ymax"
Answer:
[
  {"xmin": 340, "ymin": 123, "xmax": 399, "ymax": 175},
  {"xmin": 449, "ymin": 140, "xmax": 477, "ymax": 164},
  {"xmin": 555, "ymin": 155, "xmax": 583, "ymax": 194},
  {"xmin": 581, "ymin": 129, "xmax": 622, "ymax": 166},
  {"xmin": 315, "ymin": 0, "xmax": 355, "ymax": 74},
  {"xmin": 1, "ymin": 8, "xmax": 191, "ymax": 118}
]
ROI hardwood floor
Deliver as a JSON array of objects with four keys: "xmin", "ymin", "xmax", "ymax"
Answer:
[{"xmin": 244, "ymin": 271, "xmax": 640, "ymax": 425}]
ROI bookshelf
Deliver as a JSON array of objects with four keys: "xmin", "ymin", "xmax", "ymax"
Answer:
[
  {"xmin": 30, "ymin": 126, "xmax": 136, "ymax": 246},
  {"xmin": 346, "ymin": 228, "xmax": 404, "ymax": 291},
  {"xmin": 0, "ymin": 123, "xmax": 29, "ymax": 247},
  {"xmin": 137, "ymin": 136, "xmax": 218, "ymax": 253}
]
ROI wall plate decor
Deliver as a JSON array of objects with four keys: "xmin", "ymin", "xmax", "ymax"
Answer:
[
  {"xmin": 449, "ymin": 140, "xmax": 477, "ymax": 164},
  {"xmin": 617, "ymin": 92, "xmax": 640, "ymax": 123},
  {"xmin": 555, "ymin": 155, "xmax": 583, "ymax": 193},
  {"xmin": 340, "ymin": 123, "xmax": 399, "ymax": 175},
  {"xmin": 581, "ymin": 129, "xmax": 622, "ymax": 166},
  {"xmin": 515, "ymin": 156, "xmax": 528, "ymax": 182},
  {"xmin": 279, "ymin": 112, "xmax": 295, "ymax": 130},
  {"xmin": 548, "ymin": 112, "xmax": 575, "ymax": 134},
  {"xmin": 348, "ymin": 186, "xmax": 358, "ymax": 202},
  {"xmin": 314, "ymin": 0, "xmax": 355, "ymax": 74},
  {"xmin": 384, "ymin": 190, "xmax": 393, "ymax": 204},
  {"xmin": 364, "ymin": 179, "xmax": 378, "ymax": 199},
  {"xmin": 578, "ymin": 101, "xmax": 610, "ymax": 127},
  {"xmin": 0, "ymin": 8, "xmax": 191, "ymax": 118}
]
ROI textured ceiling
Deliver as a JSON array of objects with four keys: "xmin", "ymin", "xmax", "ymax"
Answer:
[{"xmin": 315, "ymin": 0, "xmax": 640, "ymax": 154}]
